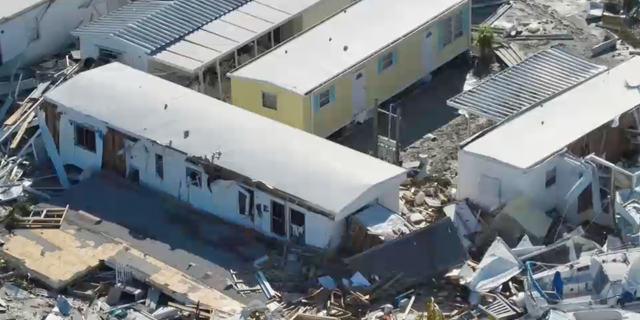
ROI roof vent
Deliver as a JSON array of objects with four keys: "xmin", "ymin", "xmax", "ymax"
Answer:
[{"xmin": 343, "ymin": 46, "xmax": 348, "ymax": 51}]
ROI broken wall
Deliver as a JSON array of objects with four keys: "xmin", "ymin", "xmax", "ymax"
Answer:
[
  {"xmin": 566, "ymin": 112, "xmax": 634, "ymax": 161},
  {"xmin": 50, "ymin": 105, "xmax": 342, "ymax": 248},
  {"xmin": 0, "ymin": 0, "xmax": 129, "ymax": 76},
  {"xmin": 458, "ymin": 150, "xmax": 585, "ymax": 224},
  {"xmin": 57, "ymin": 107, "xmax": 107, "ymax": 172},
  {"xmin": 457, "ymin": 150, "xmax": 558, "ymax": 213}
]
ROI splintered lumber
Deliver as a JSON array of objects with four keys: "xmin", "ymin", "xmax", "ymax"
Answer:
[
  {"xmin": 9, "ymin": 111, "xmax": 35, "ymax": 149},
  {"xmin": 167, "ymin": 302, "xmax": 212, "ymax": 319},
  {"xmin": 4, "ymin": 101, "xmax": 30, "ymax": 126}
]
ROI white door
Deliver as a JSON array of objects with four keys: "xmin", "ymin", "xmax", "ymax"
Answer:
[
  {"xmin": 351, "ymin": 70, "xmax": 366, "ymax": 119},
  {"xmin": 422, "ymin": 29, "xmax": 436, "ymax": 73}
]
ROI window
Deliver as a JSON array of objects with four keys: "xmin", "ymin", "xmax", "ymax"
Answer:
[
  {"xmin": 271, "ymin": 201, "xmax": 286, "ymax": 237},
  {"xmin": 381, "ymin": 52, "xmax": 394, "ymax": 70},
  {"xmin": 155, "ymin": 154, "xmax": 164, "ymax": 180},
  {"xmin": 319, "ymin": 89, "xmax": 331, "ymax": 108},
  {"xmin": 74, "ymin": 124, "xmax": 96, "ymax": 152},
  {"xmin": 545, "ymin": 167, "xmax": 556, "ymax": 188},
  {"xmin": 238, "ymin": 191, "xmax": 248, "ymax": 215},
  {"xmin": 262, "ymin": 92, "xmax": 277, "ymax": 110},
  {"xmin": 186, "ymin": 167, "xmax": 202, "ymax": 188},
  {"xmin": 289, "ymin": 209, "xmax": 305, "ymax": 245},
  {"xmin": 98, "ymin": 48, "xmax": 120, "ymax": 61},
  {"xmin": 442, "ymin": 17, "xmax": 453, "ymax": 47},
  {"xmin": 453, "ymin": 10, "xmax": 464, "ymax": 39}
]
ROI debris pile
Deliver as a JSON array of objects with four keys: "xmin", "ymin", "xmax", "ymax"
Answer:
[{"xmin": 0, "ymin": 55, "xmax": 82, "ymax": 209}]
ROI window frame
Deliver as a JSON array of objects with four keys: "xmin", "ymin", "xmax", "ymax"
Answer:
[
  {"xmin": 155, "ymin": 154, "xmax": 164, "ymax": 180},
  {"xmin": 238, "ymin": 190, "xmax": 249, "ymax": 215},
  {"xmin": 74, "ymin": 123, "xmax": 96, "ymax": 153},
  {"xmin": 453, "ymin": 10, "xmax": 464, "ymax": 39},
  {"xmin": 442, "ymin": 16, "xmax": 454, "ymax": 47},
  {"xmin": 186, "ymin": 167, "xmax": 202, "ymax": 188},
  {"xmin": 318, "ymin": 89, "xmax": 331, "ymax": 108},
  {"xmin": 381, "ymin": 51, "xmax": 394, "ymax": 71},
  {"xmin": 545, "ymin": 167, "xmax": 557, "ymax": 189},
  {"xmin": 261, "ymin": 91, "xmax": 277, "ymax": 110}
]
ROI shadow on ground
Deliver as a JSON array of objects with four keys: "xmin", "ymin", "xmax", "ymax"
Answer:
[{"xmin": 333, "ymin": 62, "xmax": 470, "ymax": 154}]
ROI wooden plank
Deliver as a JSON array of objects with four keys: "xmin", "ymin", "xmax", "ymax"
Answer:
[
  {"xmin": 10, "ymin": 111, "xmax": 35, "ymax": 149},
  {"xmin": 4, "ymin": 101, "xmax": 31, "ymax": 126}
]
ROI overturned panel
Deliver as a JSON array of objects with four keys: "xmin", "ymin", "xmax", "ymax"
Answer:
[
  {"xmin": 447, "ymin": 48, "xmax": 606, "ymax": 121},
  {"xmin": 1, "ymin": 227, "xmax": 123, "ymax": 289}
]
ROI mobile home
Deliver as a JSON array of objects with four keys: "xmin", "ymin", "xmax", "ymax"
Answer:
[{"xmin": 229, "ymin": 0, "xmax": 471, "ymax": 137}]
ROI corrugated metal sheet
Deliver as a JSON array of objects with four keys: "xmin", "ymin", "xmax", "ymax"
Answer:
[
  {"xmin": 72, "ymin": 0, "xmax": 250, "ymax": 53},
  {"xmin": 153, "ymin": 0, "xmax": 323, "ymax": 73},
  {"xmin": 447, "ymin": 48, "xmax": 607, "ymax": 121}
]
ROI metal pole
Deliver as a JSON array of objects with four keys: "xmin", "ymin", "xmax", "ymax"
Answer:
[
  {"xmin": 610, "ymin": 167, "xmax": 615, "ymax": 220},
  {"xmin": 234, "ymin": 50, "xmax": 239, "ymax": 67},
  {"xmin": 254, "ymin": 39, "xmax": 258, "ymax": 57},
  {"xmin": 310, "ymin": 98, "xmax": 314, "ymax": 135},
  {"xmin": 387, "ymin": 103, "xmax": 392, "ymax": 138},
  {"xmin": 372, "ymin": 99, "xmax": 379, "ymax": 156},
  {"xmin": 271, "ymin": 30, "xmax": 275, "ymax": 48},
  {"xmin": 216, "ymin": 60, "xmax": 223, "ymax": 100},
  {"xmin": 395, "ymin": 106, "xmax": 401, "ymax": 165},
  {"xmin": 198, "ymin": 70, "xmax": 205, "ymax": 94}
]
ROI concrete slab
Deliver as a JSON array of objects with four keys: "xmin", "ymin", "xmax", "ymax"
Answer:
[{"xmin": 44, "ymin": 173, "xmax": 268, "ymax": 305}]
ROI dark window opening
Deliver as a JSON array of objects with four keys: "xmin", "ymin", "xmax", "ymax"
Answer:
[
  {"xmin": 98, "ymin": 48, "xmax": 120, "ymax": 61},
  {"xmin": 381, "ymin": 52, "xmax": 394, "ymax": 70},
  {"xmin": 271, "ymin": 201, "xmax": 286, "ymax": 237},
  {"xmin": 242, "ymin": 187, "xmax": 254, "ymax": 217},
  {"xmin": 291, "ymin": 210, "xmax": 305, "ymax": 226},
  {"xmin": 238, "ymin": 191, "xmax": 248, "ymax": 215},
  {"xmin": 546, "ymin": 167, "xmax": 557, "ymax": 188},
  {"xmin": 155, "ymin": 154, "xmax": 164, "ymax": 180},
  {"xmin": 127, "ymin": 168, "xmax": 140, "ymax": 184},
  {"xmin": 75, "ymin": 124, "xmax": 96, "ymax": 153},
  {"xmin": 289, "ymin": 208, "xmax": 305, "ymax": 245},
  {"xmin": 262, "ymin": 92, "xmax": 277, "ymax": 110},
  {"xmin": 319, "ymin": 89, "xmax": 331, "ymax": 108},
  {"xmin": 578, "ymin": 183, "xmax": 593, "ymax": 214},
  {"xmin": 186, "ymin": 167, "xmax": 202, "ymax": 188}
]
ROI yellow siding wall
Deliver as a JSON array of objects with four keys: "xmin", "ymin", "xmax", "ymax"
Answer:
[
  {"xmin": 310, "ymin": 0, "xmax": 470, "ymax": 136},
  {"xmin": 229, "ymin": 0, "xmax": 470, "ymax": 137},
  {"xmin": 230, "ymin": 78, "xmax": 307, "ymax": 130}
]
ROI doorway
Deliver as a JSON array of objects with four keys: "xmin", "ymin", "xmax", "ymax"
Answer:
[
  {"xmin": 421, "ymin": 29, "xmax": 436, "ymax": 74},
  {"xmin": 289, "ymin": 208, "xmax": 305, "ymax": 245},
  {"xmin": 102, "ymin": 129, "xmax": 127, "ymax": 178},
  {"xmin": 271, "ymin": 200, "xmax": 286, "ymax": 237},
  {"xmin": 351, "ymin": 70, "xmax": 366, "ymax": 120}
]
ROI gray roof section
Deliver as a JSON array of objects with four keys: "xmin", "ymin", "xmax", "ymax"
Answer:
[
  {"xmin": 345, "ymin": 217, "xmax": 468, "ymax": 291},
  {"xmin": 43, "ymin": 63, "xmax": 407, "ymax": 218},
  {"xmin": 447, "ymin": 48, "xmax": 607, "ymax": 121},
  {"xmin": 72, "ymin": 0, "xmax": 250, "ymax": 53}
]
